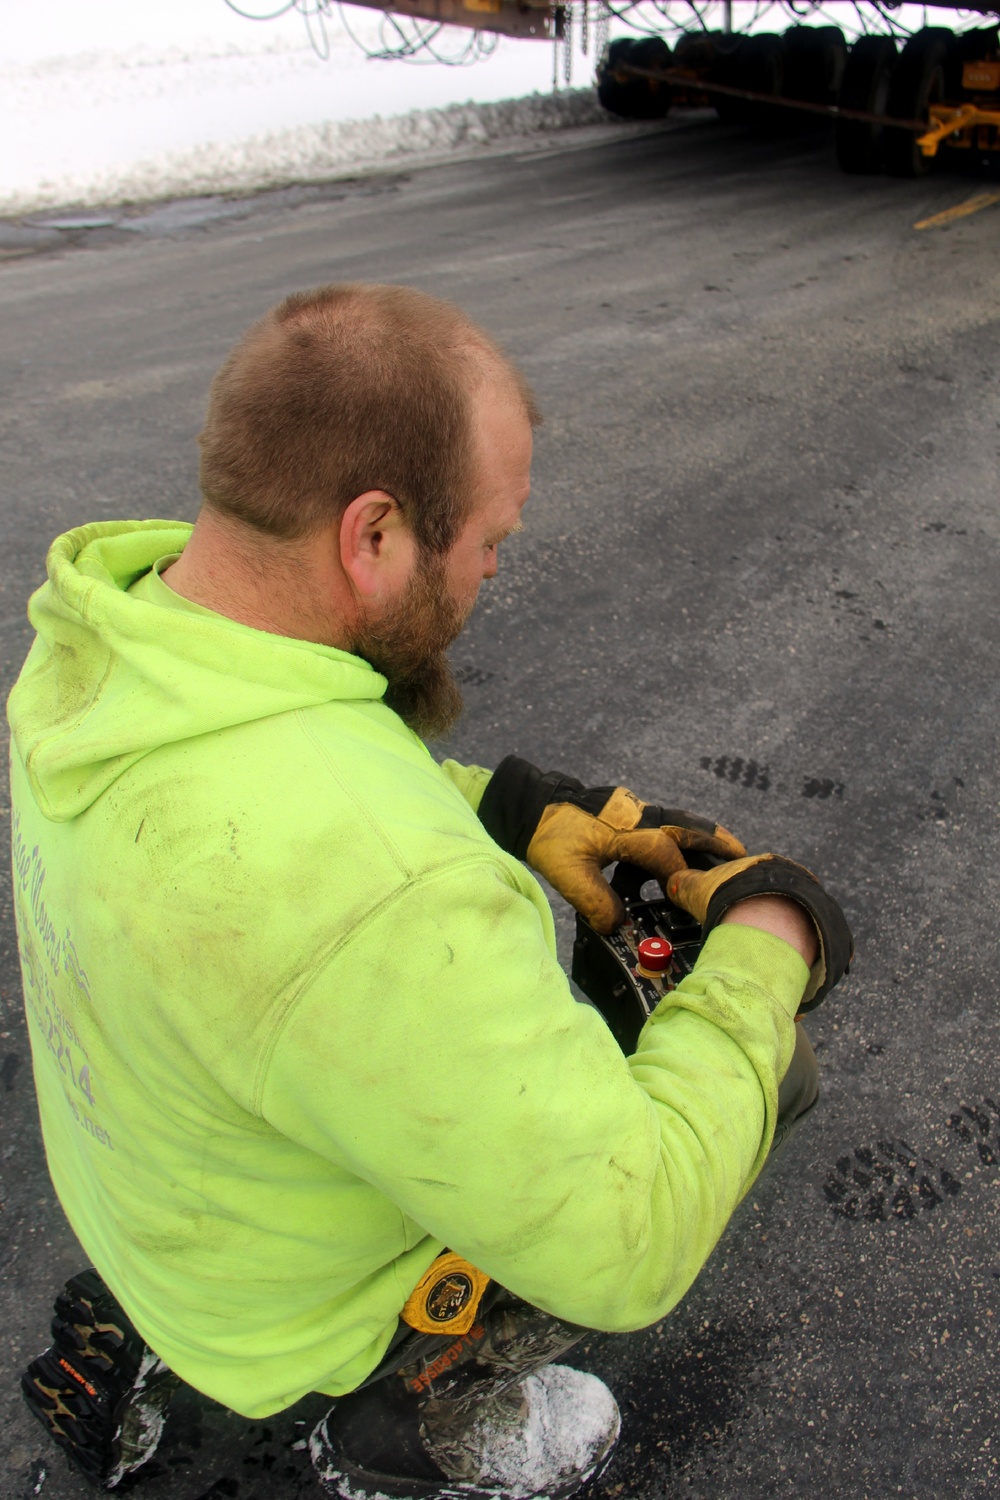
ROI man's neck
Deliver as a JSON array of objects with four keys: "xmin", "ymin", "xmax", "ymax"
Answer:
[{"xmin": 161, "ymin": 508, "xmax": 353, "ymax": 648}]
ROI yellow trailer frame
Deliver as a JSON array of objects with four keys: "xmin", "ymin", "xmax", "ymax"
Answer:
[{"xmin": 918, "ymin": 102, "xmax": 1000, "ymax": 155}]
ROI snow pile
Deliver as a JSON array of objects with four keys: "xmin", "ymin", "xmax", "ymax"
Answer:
[{"xmin": 2, "ymin": 87, "xmax": 606, "ymax": 217}]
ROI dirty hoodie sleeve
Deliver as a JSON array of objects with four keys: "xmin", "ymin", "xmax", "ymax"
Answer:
[{"xmin": 260, "ymin": 861, "xmax": 808, "ymax": 1334}]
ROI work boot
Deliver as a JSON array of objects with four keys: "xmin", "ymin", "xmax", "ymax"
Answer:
[
  {"xmin": 770, "ymin": 1022, "xmax": 820, "ymax": 1156},
  {"xmin": 310, "ymin": 1362, "xmax": 621, "ymax": 1500},
  {"xmin": 21, "ymin": 1269, "xmax": 178, "ymax": 1490},
  {"xmin": 314, "ymin": 1289, "xmax": 618, "ymax": 1499}
]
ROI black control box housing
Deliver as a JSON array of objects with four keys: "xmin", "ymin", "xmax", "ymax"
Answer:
[{"xmin": 570, "ymin": 862, "xmax": 705, "ymax": 1054}]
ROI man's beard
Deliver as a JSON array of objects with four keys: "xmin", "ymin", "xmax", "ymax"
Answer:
[{"xmin": 349, "ymin": 552, "xmax": 470, "ymax": 740}]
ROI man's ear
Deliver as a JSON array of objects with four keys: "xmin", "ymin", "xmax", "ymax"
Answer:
[{"xmin": 339, "ymin": 491, "xmax": 418, "ymax": 601}]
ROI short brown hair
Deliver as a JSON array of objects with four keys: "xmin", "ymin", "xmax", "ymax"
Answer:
[{"xmin": 198, "ymin": 283, "xmax": 539, "ymax": 554}]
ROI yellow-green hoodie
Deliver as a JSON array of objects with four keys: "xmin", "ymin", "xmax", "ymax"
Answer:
[{"xmin": 7, "ymin": 521, "xmax": 807, "ymax": 1418}]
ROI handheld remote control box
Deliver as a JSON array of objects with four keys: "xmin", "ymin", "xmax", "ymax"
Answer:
[{"xmin": 570, "ymin": 861, "xmax": 706, "ymax": 1054}]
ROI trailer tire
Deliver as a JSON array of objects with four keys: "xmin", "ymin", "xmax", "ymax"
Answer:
[
  {"xmin": 596, "ymin": 36, "xmax": 673, "ymax": 120},
  {"xmin": 712, "ymin": 32, "xmax": 786, "ymax": 126},
  {"xmin": 710, "ymin": 33, "xmax": 749, "ymax": 123},
  {"xmin": 784, "ymin": 25, "xmax": 848, "ymax": 108},
  {"xmin": 597, "ymin": 38, "xmax": 639, "ymax": 118},
  {"xmin": 628, "ymin": 36, "xmax": 674, "ymax": 118},
  {"xmin": 884, "ymin": 27, "xmax": 951, "ymax": 177},
  {"xmin": 672, "ymin": 28, "xmax": 721, "ymax": 74},
  {"xmin": 835, "ymin": 34, "xmax": 898, "ymax": 173}
]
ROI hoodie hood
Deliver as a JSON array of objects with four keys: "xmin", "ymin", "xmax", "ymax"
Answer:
[{"xmin": 7, "ymin": 521, "xmax": 386, "ymax": 823}]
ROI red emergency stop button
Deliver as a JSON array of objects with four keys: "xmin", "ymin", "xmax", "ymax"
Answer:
[{"xmin": 636, "ymin": 936, "xmax": 673, "ymax": 975}]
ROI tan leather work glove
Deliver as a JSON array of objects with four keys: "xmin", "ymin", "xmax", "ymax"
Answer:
[
  {"xmin": 477, "ymin": 756, "xmax": 745, "ymax": 934},
  {"xmin": 666, "ymin": 854, "xmax": 855, "ymax": 1011}
]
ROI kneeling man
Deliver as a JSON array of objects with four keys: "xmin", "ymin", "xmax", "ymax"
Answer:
[{"xmin": 9, "ymin": 283, "xmax": 851, "ymax": 1498}]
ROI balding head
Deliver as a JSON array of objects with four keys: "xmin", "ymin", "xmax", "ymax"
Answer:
[{"xmin": 198, "ymin": 283, "xmax": 540, "ymax": 556}]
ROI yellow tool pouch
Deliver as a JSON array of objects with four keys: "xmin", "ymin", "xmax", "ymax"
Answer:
[{"xmin": 401, "ymin": 1252, "xmax": 491, "ymax": 1336}]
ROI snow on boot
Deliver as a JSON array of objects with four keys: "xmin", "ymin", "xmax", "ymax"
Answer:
[
  {"xmin": 424, "ymin": 1364, "xmax": 621, "ymax": 1498},
  {"xmin": 310, "ymin": 1362, "xmax": 620, "ymax": 1500}
]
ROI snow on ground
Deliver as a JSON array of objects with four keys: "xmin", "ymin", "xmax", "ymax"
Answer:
[
  {"xmin": 3, "ymin": 87, "xmax": 609, "ymax": 216},
  {"xmin": 1, "ymin": 0, "xmax": 573, "ymax": 214}
]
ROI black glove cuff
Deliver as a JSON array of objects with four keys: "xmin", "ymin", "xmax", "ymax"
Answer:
[
  {"xmin": 639, "ymin": 804, "xmax": 719, "ymax": 837},
  {"xmin": 478, "ymin": 756, "xmax": 606, "ymax": 859},
  {"xmin": 701, "ymin": 856, "xmax": 854, "ymax": 1012}
]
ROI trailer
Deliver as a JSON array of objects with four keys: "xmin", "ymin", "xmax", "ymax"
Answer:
[
  {"xmin": 592, "ymin": 8, "xmax": 1000, "ymax": 176},
  {"xmin": 230, "ymin": 0, "xmax": 1000, "ymax": 177}
]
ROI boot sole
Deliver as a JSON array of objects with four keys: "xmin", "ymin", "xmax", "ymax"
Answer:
[
  {"xmin": 21, "ymin": 1270, "xmax": 176, "ymax": 1491},
  {"xmin": 22, "ymin": 1346, "xmax": 115, "ymax": 1488}
]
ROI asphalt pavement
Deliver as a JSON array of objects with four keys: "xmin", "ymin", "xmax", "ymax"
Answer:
[{"xmin": 1, "ymin": 113, "xmax": 999, "ymax": 1500}]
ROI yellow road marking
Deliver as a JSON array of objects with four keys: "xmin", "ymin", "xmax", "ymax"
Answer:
[{"xmin": 914, "ymin": 192, "xmax": 1000, "ymax": 230}]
